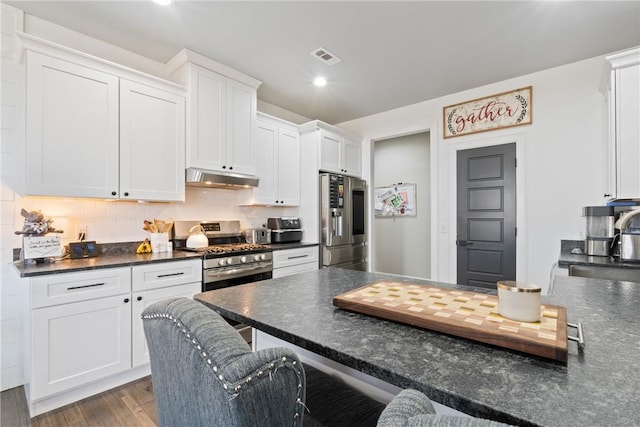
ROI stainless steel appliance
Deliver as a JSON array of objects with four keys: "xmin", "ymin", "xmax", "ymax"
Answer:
[
  {"xmin": 243, "ymin": 228, "xmax": 271, "ymax": 244},
  {"xmin": 173, "ymin": 220, "xmax": 273, "ymax": 292},
  {"xmin": 267, "ymin": 217, "xmax": 303, "ymax": 243},
  {"xmin": 320, "ymin": 173, "xmax": 367, "ymax": 270},
  {"xmin": 615, "ymin": 209, "xmax": 640, "ymax": 261},
  {"xmin": 173, "ymin": 220, "xmax": 272, "ymax": 344},
  {"xmin": 583, "ymin": 206, "xmax": 615, "ymax": 256}
]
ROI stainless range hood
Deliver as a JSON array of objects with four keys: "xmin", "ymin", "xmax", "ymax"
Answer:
[{"xmin": 185, "ymin": 167, "xmax": 259, "ymax": 189}]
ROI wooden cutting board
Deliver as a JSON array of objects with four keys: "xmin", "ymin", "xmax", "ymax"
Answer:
[{"xmin": 333, "ymin": 280, "xmax": 568, "ymax": 363}]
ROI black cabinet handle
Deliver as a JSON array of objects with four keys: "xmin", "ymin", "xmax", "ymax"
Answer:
[
  {"xmin": 124, "ymin": 298, "xmax": 130, "ymax": 303},
  {"xmin": 137, "ymin": 296, "xmax": 142, "ymax": 301},
  {"xmin": 123, "ymin": 192, "xmax": 129, "ymax": 197},
  {"xmin": 111, "ymin": 191, "xmax": 117, "ymax": 196},
  {"xmin": 604, "ymin": 194, "xmax": 611, "ymax": 198}
]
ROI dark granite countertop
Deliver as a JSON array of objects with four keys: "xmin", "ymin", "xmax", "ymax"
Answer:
[
  {"xmin": 194, "ymin": 268, "xmax": 640, "ymax": 427},
  {"xmin": 557, "ymin": 251, "xmax": 640, "ymax": 269},
  {"xmin": 13, "ymin": 251, "xmax": 203, "ymax": 278},
  {"xmin": 12, "ymin": 241, "xmax": 318, "ymax": 278},
  {"xmin": 558, "ymin": 239, "xmax": 640, "ymax": 269}
]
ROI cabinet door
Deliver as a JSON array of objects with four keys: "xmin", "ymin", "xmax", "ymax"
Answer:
[
  {"xmin": 320, "ymin": 130, "xmax": 342, "ymax": 173},
  {"xmin": 253, "ymin": 119, "xmax": 278, "ymax": 204},
  {"xmin": 226, "ymin": 79, "xmax": 257, "ymax": 175},
  {"xmin": 25, "ymin": 51, "xmax": 119, "ymax": 198},
  {"xmin": 277, "ymin": 127, "xmax": 301, "ymax": 205},
  {"xmin": 188, "ymin": 64, "xmax": 226, "ymax": 171},
  {"xmin": 615, "ymin": 64, "xmax": 640, "ymax": 199},
  {"xmin": 31, "ymin": 295, "xmax": 132, "ymax": 399},
  {"xmin": 131, "ymin": 282, "xmax": 201, "ymax": 367},
  {"xmin": 120, "ymin": 80, "xmax": 186, "ymax": 202},
  {"xmin": 343, "ymin": 137, "xmax": 362, "ymax": 177}
]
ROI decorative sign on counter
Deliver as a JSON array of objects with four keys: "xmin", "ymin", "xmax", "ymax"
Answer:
[
  {"xmin": 443, "ymin": 86, "xmax": 532, "ymax": 139},
  {"xmin": 23, "ymin": 235, "xmax": 63, "ymax": 260}
]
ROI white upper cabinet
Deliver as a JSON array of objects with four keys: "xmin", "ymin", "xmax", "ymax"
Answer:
[
  {"xmin": 20, "ymin": 34, "xmax": 186, "ymax": 201},
  {"xmin": 167, "ymin": 49, "xmax": 262, "ymax": 177},
  {"xmin": 300, "ymin": 120, "xmax": 363, "ymax": 178},
  {"xmin": 238, "ymin": 113, "xmax": 301, "ymax": 206},
  {"xmin": 601, "ymin": 47, "xmax": 640, "ymax": 200},
  {"xmin": 119, "ymin": 80, "xmax": 185, "ymax": 201},
  {"xmin": 25, "ymin": 51, "xmax": 120, "ymax": 198}
]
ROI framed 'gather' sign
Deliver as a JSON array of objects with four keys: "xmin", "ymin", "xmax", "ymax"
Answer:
[{"xmin": 443, "ymin": 86, "xmax": 532, "ymax": 139}]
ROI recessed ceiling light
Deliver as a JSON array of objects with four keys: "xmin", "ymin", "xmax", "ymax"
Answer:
[
  {"xmin": 313, "ymin": 77, "xmax": 327, "ymax": 87},
  {"xmin": 152, "ymin": 0, "xmax": 172, "ymax": 5}
]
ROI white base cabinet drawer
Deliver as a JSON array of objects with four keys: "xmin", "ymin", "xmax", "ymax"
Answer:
[
  {"xmin": 132, "ymin": 259, "xmax": 202, "ymax": 292},
  {"xmin": 30, "ymin": 267, "xmax": 131, "ymax": 308},
  {"xmin": 273, "ymin": 247, "xmax": 318, "ymax": 269},
  {"xmin": 30, "ymin": 294, "xmax": 132, "ymax": 400},
  {"xmin": 272, "ymin": 247, "xmax": 319, "ymax": 278}
]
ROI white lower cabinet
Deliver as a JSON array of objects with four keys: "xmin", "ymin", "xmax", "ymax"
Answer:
[
  {"xmin": 25, "ymin": 259, "xmax": 202, "ymax": 416},
  {"xmin": 272, "ymin": 246, "xmax": 319, "ymax": 278},
  {"xmin": 31, "ymin": 293, "xmax": 132, "ymax": 400},
  {"xmin": 132, "ymin": 281, "xmax": 201, "ymax": 367}
]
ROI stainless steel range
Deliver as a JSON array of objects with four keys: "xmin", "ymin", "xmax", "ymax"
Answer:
[{"xmin": 173, "ymin": 220, "xmax": 273, "ymax": 292}]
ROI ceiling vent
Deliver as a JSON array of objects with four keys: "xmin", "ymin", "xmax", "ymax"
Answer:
[{"xmin": 311, "ymin": 47, "xmax": 342, "ymax": 66}]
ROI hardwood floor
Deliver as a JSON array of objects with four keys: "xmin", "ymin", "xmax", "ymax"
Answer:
[{"xmin": 1, "ymin": 377, "xmax": 158, "ymax": 427}]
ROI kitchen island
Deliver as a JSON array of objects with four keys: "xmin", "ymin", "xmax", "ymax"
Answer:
[{"xmin": 194, "ymin": 268, "xmax": 640, "ymax": 427}]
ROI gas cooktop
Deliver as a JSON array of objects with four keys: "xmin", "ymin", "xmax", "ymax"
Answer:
[{"xmin": 181, "ymin": 243, "xmax": 270, "ymax": 256}]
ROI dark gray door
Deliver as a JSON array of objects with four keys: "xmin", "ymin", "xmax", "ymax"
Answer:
[{"xmin": 457, "ymin": 143, "xmax": 516, "ymax": 288}]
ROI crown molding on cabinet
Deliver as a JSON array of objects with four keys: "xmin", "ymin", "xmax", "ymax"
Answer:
[{"xmin": 165, "ymin": 48, "xmax": 262, "ymax": 90}]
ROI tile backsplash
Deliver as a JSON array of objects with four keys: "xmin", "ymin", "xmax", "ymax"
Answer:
[{"xmin": 11, "ymin": 187, "xmax": 298, "ymax": 248}]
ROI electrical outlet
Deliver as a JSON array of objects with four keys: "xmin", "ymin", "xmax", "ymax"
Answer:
[{"xmin": 76, "ymin": 225, "xmax": 87, "ymax": 241}]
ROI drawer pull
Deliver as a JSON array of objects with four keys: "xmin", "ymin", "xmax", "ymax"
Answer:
[
  {"xmin": 67, "ymin": 282, "xmax": 105, "ymax": 291},
  {"xmin": 157, "ymin": 272, "xmax": 185, "ymax": 278},
  {"xmin": 287, "ymin": 255, "xmax": 309, "ymax": 260}
]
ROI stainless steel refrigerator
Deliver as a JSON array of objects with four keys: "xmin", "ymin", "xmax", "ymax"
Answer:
[{"xmin": 319, "ymin": 173, "xmax": 367, "ymax": 270}]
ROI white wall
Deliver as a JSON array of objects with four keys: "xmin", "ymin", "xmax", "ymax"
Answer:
[
  {"xmin": 1, "ymin": 3, "xmax": 26, "ymax": 391},
  {"xmin": 373, "ymin": 133, "xmax": 431, "ymax": 278},
  {"xmin": 339, "ymin": 54, "xmax": 614, "ymax": 293}
]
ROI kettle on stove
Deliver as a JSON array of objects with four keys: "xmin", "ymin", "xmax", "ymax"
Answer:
[{"xmin": 186, "ymin": 225, "xmax": 209, "ymax": 249}]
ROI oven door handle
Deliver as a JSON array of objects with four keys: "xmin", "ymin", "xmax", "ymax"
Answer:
[{"xmin": 205, "ymin": 262, "xmax": 272, "ymax": 278}]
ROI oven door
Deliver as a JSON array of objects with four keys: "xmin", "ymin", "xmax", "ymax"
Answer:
[{"xmin": 203, "ymin": 261, "xmax": 272, "ymax": 291}]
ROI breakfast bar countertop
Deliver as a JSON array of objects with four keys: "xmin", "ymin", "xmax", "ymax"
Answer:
[{"xmin": 194, "ymin": 268, "xmax": 640, "ymax": 427}]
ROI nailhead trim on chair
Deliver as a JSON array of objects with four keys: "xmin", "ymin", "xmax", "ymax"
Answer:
[{"xmin": 142, "ymin": 311, "xmax": 306, "ymax": 420}]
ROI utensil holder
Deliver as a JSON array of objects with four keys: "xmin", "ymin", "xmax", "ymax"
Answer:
[{"xmin": 150, "ymin": 232, "xmax": 169, "ymax": 253}]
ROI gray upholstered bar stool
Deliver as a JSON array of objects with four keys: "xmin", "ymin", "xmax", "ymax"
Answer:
[{"xmin": 142, "ymin": 298, "xmax": 512, "ymax": 427}]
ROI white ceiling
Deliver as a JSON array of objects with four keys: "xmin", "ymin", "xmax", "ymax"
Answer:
[{"xmin": 5, "ymin": 1, "xmax": 640, "ymax": 124}]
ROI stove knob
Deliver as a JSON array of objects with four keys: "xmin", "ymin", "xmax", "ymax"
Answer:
[
  {"xmin": 240, "ymin": 256, "xmax": 247, "ymax": 263},
  {"xmin": 253, "ymin": 254, "xmax": 261, "ymax": 261},
  {"xmin": 227, "ymin": 257, "xmax": 234, "ymax": 265},
  {"xmin": 218, "ymin": 259, "xmax": 226, "ymax": 266}
]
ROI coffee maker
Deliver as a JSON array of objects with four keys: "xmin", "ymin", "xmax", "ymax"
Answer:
[
  {"xmin": 614, "ymin": 208, "xmax": 640, "ymax": 261},
  {"xmin": 583, "ymin": 206, "xmax": 615, "ymax": 256}
]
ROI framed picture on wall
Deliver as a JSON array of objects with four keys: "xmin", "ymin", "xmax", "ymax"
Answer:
[{"xmin": 374, "ymin": 183, "xmax": 416, "ymax": 217}]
